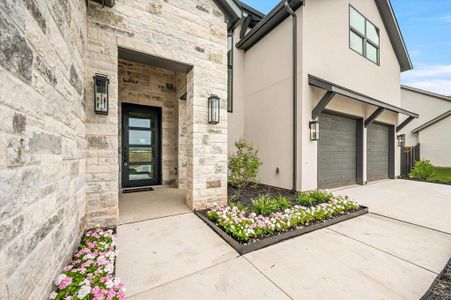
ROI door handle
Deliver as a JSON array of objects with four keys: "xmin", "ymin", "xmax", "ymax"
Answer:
[{"xmin": 123, "ymin": 148, "xmax": 128, "ymax": 166}]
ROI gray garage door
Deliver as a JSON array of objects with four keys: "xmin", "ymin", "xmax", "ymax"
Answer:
[
  {"xmin": 367, "ymin": 122, "xmax": 389, "ymax": 181},
  {"xmin": 318, "ymin": 113, "xmax": 357, "ymax": 189}
]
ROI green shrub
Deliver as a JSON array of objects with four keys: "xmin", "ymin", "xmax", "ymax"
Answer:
[
  {"xmin": 296, "ymin": 193, "xmax": 317, "ymax": 206},
  {"xmin": 275, "ymin": 196, "xmax": 291, "ymax": 210},
  {"xmin": 231, "ymin": 201, "xmax": 248, "ymax": 213},
  {"xmin": 409, "ymin": 159, "xmax": 434, "ymax": 180},
  {"xmin": 251, "ymin": 194, "xmax": 278, "ymax": 215},
  {"xmin": 229, "ymin": 138, "xmax": 262, "ymax": 189},
  {"xmin": 309, "ymin": 190, "xmax": 333, "ymax": 202},
  {"xmin": 297, "ymin": 190, "xmax": 333, "ymax": 206}
]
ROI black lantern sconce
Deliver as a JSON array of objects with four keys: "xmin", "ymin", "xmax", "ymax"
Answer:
[
  {"xmin": 397, "ymin": 134, "xmax": 405, "ymax": 147},
  {"xmin": 208, "ymin": 95, "xmax": 220, "ymax": 124},
  {"xmin": 309, "ymin": 120, "xmax": 319, "ymax": 141},
  {"xmin": 93, "ymin": 74, "xmax": 109, "ymax": 115}
]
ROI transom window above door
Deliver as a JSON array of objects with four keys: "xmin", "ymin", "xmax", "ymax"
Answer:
[{"xmin": 349, "ymin": 5, "xmax": 380, "ymax": 65}]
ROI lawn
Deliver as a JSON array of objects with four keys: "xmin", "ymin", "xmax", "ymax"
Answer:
[{"xmin": 430, "ymin": 167, "xmax": 451, "ymax": 183}]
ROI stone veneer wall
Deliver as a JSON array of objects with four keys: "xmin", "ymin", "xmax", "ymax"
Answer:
[
  {"xmin": 86, "ymin": 0, "xmax": 229, "ymax": 225},
  {"xmin": 0, "ymin": 0, "xmax": 87, "ymax": 298},
  {"xmin": 118, "ymin": 59, "xmax": 179, "ymax": 186}
]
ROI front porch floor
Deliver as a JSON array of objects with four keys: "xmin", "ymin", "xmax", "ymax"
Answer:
[{"xmin": 119, "ymin": 187, "xmax": 190, "ymax": 225}]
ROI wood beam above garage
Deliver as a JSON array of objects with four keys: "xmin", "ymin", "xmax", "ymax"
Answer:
[
  {"xmin": 396, "ymin": 116, "xmax": 415, "ymax": 132},
  {"xmin": 365, "ymin": 107, "xmax": 385, "ymax": 127},
  {"xmin": 312, "ymin": 91, "xmax": 336, "ymax": 119}
]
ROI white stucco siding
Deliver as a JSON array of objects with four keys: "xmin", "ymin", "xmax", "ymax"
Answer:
[
  {"xmin": 241, "ymin": 18, "xmax": 297, "ymax": 189},
  {"xmin": 400, "ymin": 88, "xmax": 451, "ymax": 146},
  {"xmin": 228, "ymin": 27, "xmax": 246, "ymax": 154},
  {"xmin": 418, "ymin": 117, "xmax": 451, "ymax": 167}
]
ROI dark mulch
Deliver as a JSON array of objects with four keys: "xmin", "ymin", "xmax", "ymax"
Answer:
[
  {"xmin": 422, "ymin": 258, "xmax": 451, "ymax": 300},
  {"xmin": 228, "ymin": 183, "xmax": 297, "ymax": 208}
]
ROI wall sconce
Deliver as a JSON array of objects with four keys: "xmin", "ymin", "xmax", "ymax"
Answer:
[
  {"xmin": 309, "ymin": 120, "xmax": 319, "ymax": 141},
  {"xmin": 208, "ymin": 95, "xmax": 220, "ymax": 124},
  {"xmin": 93, "ymin": 74, "xmax": 109, "ymax": 115},
  {"xmin": 397, "ymin": 134, "xmax": 405, "ymax": 147}
]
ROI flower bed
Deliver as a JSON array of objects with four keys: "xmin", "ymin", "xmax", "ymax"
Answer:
[
  {"xmin": 207, "ymin": 195, "xmax": 360, "ymax": 242},
  {"xmin": 49, "ymin": 227, "xmax": 126, "ymax": 300},
  {"xmin": 196, "ymin": 191, "xmax": 367, "ymax": 254}
]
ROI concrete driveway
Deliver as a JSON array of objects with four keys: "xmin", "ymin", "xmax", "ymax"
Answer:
[{"xmin": 117, "ymin": 180, "xmax": 451, "ymax": 299}]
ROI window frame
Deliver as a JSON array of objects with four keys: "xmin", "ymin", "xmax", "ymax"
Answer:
[
  {"xmin": 349, "ymin": 5, "xmax": 380, "ymax": 66},
  {"xmin": 227, "ymin": 31, "xmax": 233, "ymax": 113}
]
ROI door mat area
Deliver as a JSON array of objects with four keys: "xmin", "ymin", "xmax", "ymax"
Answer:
[{"xmin": 122, "ymin": 187, "xmax": 155, "ymax": 193}]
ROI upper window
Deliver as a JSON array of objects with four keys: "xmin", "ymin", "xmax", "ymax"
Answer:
[
  {"xmin": 227, "ymin": 32, "xmax": 233, "ymax": 112},
  {"xmin": 349, "ymin": 6, "xmax": 380, "ymax": 64}
]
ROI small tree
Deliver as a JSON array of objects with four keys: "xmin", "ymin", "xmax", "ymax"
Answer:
[
  {"xmin": 409, "ymin": 159, "xmax": 434, "ymax": 180},
  {"xmin": 229, "ymin": 138, "xmax": 262, "ymax": 189}
]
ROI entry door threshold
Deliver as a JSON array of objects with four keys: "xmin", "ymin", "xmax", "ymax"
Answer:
[{"xmin": 122, "ymin": 186, "xmax": 155, "ymax": 194}]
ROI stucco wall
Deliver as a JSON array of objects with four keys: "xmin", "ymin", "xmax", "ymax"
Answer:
[
  {"xmin": 0, "ymin": 0, "xmax": 87, "ymax": 298},
  {"xmin": 240, "ymin": 18, "xmax": 296, "ymax": 189},
  {"xmin": 418, "ymin": 117, "xmax": 451, "ymax": 167},
  {"xmin": 231, "ymin": 0, "xmax": 403, "ymax": 191},
  {"xmin": 85, "ymin": 0, "xmax": 228, "ymax": 225},
  {"xmin": 228, "ymin": 26, "xmax": 246, "ymax": 154},
  {"xmin": 399, "ymin": 88, "xmax": 451, "ymax": 146},
  {"xmin": 300, "ymin": 0, "xmax": 402, "ymax": 190}
]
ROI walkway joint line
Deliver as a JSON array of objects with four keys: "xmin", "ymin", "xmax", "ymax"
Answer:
[
  {"xmin": 243, "ymin": 256, "xmax": 294, "ymax": 300},
  {"xmin": 327, "ymin": 228, "xmax": 439, "ymax": 275}
]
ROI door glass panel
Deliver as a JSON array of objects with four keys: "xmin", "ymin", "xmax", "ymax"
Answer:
[
  {"xmin": 350, "ymin": 31, "xmax": 364, "ymax": 54},
  {"xmin": 129, "ymin": 130, "xmax": 152, "ymax": 145},
  {"xmin": 129, "ymin": 147, "xmax": 153, "ymax": 162},
  {"xmin": 129, "ymin": 165, "xmax": 154, "ymax": 180},
  {"xmin": 129, "ymin": 117, "xmax": 151, "ymax": 128}
]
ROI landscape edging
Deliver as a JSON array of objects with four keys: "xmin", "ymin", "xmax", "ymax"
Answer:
[{"xmin": 195, "ymin": 206, "xmax": 368, "ymax": 255}]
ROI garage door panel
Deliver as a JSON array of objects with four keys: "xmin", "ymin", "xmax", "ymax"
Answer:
[
  {"xmin": 367, "ymin": 123, "xmax": 389, "ymax": 181},
  {"xmin": 318, "ymin": 113, "xmax": 357, "ymax": 189}
]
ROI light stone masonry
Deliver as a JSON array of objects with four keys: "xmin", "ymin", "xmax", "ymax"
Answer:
[{"xmin": 0, "ymin": 0, "xmax": 230, "ymax": 298}]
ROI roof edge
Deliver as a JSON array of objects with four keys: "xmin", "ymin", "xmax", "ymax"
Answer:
[
  {"xmin": 374, "ymin": 0, "xmax": 413, "ymax": 72},
  {"xmin": 212, "ymin": 0, "xmax": 242, "ymax": 27},
  {"xmin": 401, "ymin": 85, "xmax": 451, "ymax": 102},
  {"xmin": 412, "ymin": 110, "xmax": 451, "ymax": 133},
  {"xmin": 236, "ymin": 0, "xmax": 303, "ymax": 51}
]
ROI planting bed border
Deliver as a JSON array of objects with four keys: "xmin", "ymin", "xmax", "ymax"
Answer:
[
  {"xmin": 399, "ymin": 177, "xmax": 451, "ymax": 186},
  {"xmin": 196, "ymin": 205, "xmax": 368, "ymax": 255}
]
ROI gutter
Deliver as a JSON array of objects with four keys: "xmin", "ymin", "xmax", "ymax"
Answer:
[
  {"xmin": 236, "ymin": 0, "xmax": 303, "ymax": 51},
  {"xmin": 284, "ymin": 1, "xmax": 299, "ymax": 193}
]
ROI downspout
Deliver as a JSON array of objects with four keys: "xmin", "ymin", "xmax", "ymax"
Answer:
[{"xmin": 285, "ymin": 1, "xmax": 298, "ymax": 193}]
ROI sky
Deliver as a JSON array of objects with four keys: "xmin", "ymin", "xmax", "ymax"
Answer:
[{"xmin": 241, "ymin": 0, "xmax": 451, "ymax": 95}]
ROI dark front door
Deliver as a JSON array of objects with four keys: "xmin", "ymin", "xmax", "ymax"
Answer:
[{"xmin": 122, "ymin": 104, "xmax": 161, "ymax": 188}]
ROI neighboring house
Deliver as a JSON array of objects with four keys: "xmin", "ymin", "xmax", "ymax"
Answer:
[
  {"xmin": 399, "ymin": 86, "xmax": 451, "ymax": 167},
  {"xmin": 228, "ymin": 0, "xmax": 417, "ymax": 191}
]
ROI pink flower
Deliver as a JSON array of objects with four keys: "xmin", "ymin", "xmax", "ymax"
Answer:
[{"xmin": 58, "ymin": 277, "xmax": 72, "ymax": 290}]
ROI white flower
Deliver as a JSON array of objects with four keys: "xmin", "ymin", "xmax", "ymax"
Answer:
[
  {"xmin": 49, "ymin": 291, "xmax": 58, "ymax": 299},
  {"xmin": 113, "ymin": 278, "xmax": 121, "ymax": 285},
  {"xmin": 77, "ymin": 285, "xmax": 91, "ymax": 299},
  {"xmin": 80, "ymin": 279, "xmax": 91, "ymax": 286},
  {"xmin": 106, "ymin": 280, "xmax": 114, "ymax": 289},
  {"xmin": 55, "ymin": 274, "xmax": 67, "ymax": 285}
]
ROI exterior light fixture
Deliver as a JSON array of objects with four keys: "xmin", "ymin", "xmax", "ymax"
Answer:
[
  {"xmin": 309, "ymin": 120, "xmax": 319, "ymax": 141},
  {"xmin": 208, "ymin": 95, "xmax": 220, "ymax": 124},
  {"xmin": 397, "ymin": 134, "xmax": 405, "ymax": 147},
  {"xmin": 93, "ymin": 74, "xmax": 109, "ymax": 115}
]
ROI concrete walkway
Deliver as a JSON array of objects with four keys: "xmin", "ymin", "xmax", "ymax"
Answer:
[{"xmin": 117, "ymin": 181, "xmax": 451, "ymax": 299}]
